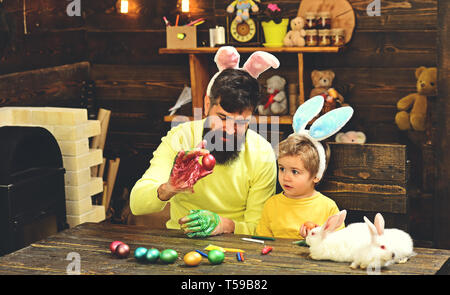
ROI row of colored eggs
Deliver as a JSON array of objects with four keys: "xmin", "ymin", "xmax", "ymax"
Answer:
[
  {"xmin": 110, "ymin": 241, "xmax": 225, "ymax": 266},
  {"xmin": 134, "ymin": 247, "xmax": 178, "ymax": 264}
]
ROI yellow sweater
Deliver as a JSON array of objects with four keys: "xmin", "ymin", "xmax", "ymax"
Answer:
[
  {"xmin": 256, "ymin": 191, "xmax": 343, "ymax": 239},
  {"xmin": 130, "ymin": 119, "xmax": 277, "ymax": 235}
]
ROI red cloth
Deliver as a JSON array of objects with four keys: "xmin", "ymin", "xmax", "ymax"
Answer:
[{"xmin": 264, "ymin": 90, "xmax": 280, "ymax": 109}]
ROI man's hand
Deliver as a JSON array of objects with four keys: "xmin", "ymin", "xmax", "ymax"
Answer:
[
  {"xmin": 178, "ymin": 210, "xmax": 235, "ymax": 238},
  {"xmin": 168, "ymin": 139, "xmax": 214, "ymax": 189},
  {"xmin": 179, "ymin": 210, "xmax": 221, "ymax": 238}
]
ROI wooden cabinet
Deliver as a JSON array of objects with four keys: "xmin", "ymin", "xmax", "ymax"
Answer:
[{"xmin": 159, "ymin": 47, "xmax": 342, "ymax": 124}]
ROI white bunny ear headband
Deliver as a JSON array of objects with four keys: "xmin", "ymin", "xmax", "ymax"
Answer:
[
  {"xmin": 206, "ymin": 46, "xmax": 280, "ymax": 98},
  {"xmin": 292, "ymin": 96, "xmax": 354, "ymax": 180}
]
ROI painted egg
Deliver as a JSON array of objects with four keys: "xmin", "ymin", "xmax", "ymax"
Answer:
[
  {"xmin": 115, "ymin": 243, "xmax": 130, "ymax": 258},
  {"xmin": 183, "ymin": 251, "xmax": 202, "ymax": 266},
  {"xmin": 304, "ymin": 221, "xmax": 317, "ymax": 230},
  {"xmin": 134, "ymin": 247, "xmax": 148, "ymax": 261},
  {"xmin": 160, "ymin": 249, "xmax": 178, "ymax": 264},
  {"xmin": 202, "ymin": 154, "xmax": 216, "ymax": 171},
  {"xmin": 145, "ymin": 248, "xmax": 161, "ymax": 263},
  {"xmin": 109, "ymin": 241, "xmax": 123, "ymax": 254},
  {"xmin": 207, "ymin": 249, "xmax": 225, "ymax": 265}
]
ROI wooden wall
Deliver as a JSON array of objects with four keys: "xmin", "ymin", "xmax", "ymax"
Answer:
[{"xmin": 1, "ymin": 0, "xmax": 445, "ymax": 246}]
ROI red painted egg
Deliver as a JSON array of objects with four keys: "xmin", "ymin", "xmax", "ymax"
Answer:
[
  {"xmin": 110, "ymin": 241, "xmax": 124, "ymax": 254},
  {"xmin": 115, "ymin": 243, "xmax": 130, "ymax": 258},
  {"xmin": 202, "ymin": 154, "xmax": 216, "ymax": 171}
]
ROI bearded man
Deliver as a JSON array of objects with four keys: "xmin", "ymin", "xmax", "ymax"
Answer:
[{"xmin": 130, "ymin": 50, "xmax": 278, "ymax": 237}]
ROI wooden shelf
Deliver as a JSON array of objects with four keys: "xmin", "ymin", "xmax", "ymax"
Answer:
[
  {"xmin": 159, "ymin": 46, "xmax": 342, "ymax": 54},
  {"xmin": 159, "ymin": 46, "xmax": 343, "ymax": 126},
  {"xmin": 164, "ymin": 115, "xmax": 293, "ymax": 125}
]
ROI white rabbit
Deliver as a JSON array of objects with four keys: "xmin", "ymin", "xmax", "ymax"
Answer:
[
  {"xmin": 306, "ymin": 210, "xmax": 373, "ymax": 263},
  {"xmin": 350, "ymin": 213, "xmax": 415, "ymax": 270}
]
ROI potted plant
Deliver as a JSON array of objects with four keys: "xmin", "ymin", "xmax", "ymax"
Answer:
[{"xmin": 259, "ymin": 3, "xmax": 289, "ymax": 47}]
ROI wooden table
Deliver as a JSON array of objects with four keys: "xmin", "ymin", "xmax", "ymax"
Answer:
[{"xmin": 0, "ymin": 222, "xmax": 448, "ymax": 275}]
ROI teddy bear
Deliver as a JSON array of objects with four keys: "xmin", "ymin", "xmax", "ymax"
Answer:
[
  {"xmin": 395, "ymin": 66, "xmax": 437, "ymax": 131},
  {"xmin": 257, "ymin": 75, "xmax": 288, "ymax": 115},
  {"xmin": 335, "ymin": 131, "xmax": 366, "ymax": 144},
  {"xmin": 310, "ymin": 69, "xmax": 345, "ymax": 115},
  {"xmin": 226, "ymin": 0, "xmax": 259, "ymax": 24},
  {"xmin": 283, "ymin": 16, "xmax": 306, "ymax": 47}
]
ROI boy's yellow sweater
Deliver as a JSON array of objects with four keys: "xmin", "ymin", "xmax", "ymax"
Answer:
[{"xmin": 256, "ymin": 191, "xmax": 343, "ymax": 239}]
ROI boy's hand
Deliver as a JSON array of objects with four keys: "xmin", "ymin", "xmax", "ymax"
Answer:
[{"xmin": 299, "ymin": 221, "xmax": 319, "ymax": 238}]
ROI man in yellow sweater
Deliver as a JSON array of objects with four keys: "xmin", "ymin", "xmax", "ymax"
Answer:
[{"xmin": 130, "ymin": 68, "xmax": 277, "ymax": 237}]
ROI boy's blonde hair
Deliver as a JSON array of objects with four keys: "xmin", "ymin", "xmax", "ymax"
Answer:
[{"xmin": 277, "ymin": 134, "xmax": 330, "ymax": 179}]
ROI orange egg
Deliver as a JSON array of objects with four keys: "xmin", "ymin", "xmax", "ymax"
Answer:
[
  {"xmin": 304, "ymin": 221, "xmax": 317, "ymax": 230},
  {"xmin": 183, "ymin": 251, "xmax": 202, "ymax": 266}
]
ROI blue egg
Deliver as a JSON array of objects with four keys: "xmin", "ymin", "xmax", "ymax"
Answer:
[
  {"xmin": 134, "ymin": 247, "xmax": 148, "ymax": 261},
  {"xmin": 146, "ymin": 248, "xmax": 161, "ymax": 263}
]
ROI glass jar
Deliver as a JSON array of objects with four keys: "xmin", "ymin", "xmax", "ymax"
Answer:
[
  {"xmin": 317, "ymin": 11, "xmax": 331, "ymax": 29},
  {"xmin": 305, "ymin": 29, "xmax": 318, "ymax": 46},
  {"xmin": 318, "ymin": 29, "xmax": 331, "ymax": 46},
  {"xmin": 305, "ymin": 12, "xmax": 317, "ymax": 29},
  {"xmin": 330, "ymin": 28, "xmax": 345, "ymax": 46}
]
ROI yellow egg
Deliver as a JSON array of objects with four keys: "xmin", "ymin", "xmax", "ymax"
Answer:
[{"xmin": 183, "ymin": 251, "xmax": 202, "ymax": 266}]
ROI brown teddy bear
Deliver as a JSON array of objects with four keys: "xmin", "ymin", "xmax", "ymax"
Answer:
[
  {"xmin": 310, "ymin": 69, "xmax": 345, "ymax": 114},
  {"xmin": 395, "ymin": 66, "xmax": 437, "ymax": 131},
  {"xmin": 283, "ymin": 17, "xmax": 306, "ymax": 47}
]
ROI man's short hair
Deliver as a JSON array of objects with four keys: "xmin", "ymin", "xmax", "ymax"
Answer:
[{"xmin": 209, "ymin": 69, "xmax": 261, "ymax": 113}]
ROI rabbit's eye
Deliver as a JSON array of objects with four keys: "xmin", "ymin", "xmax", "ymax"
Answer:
[
  {"xmin": 311, "ymin": 232, "xmax": 315, "ymax": 236},
  {"xmin": 380, "ymin": 245, "xmax": 386, "ymax": 250}
]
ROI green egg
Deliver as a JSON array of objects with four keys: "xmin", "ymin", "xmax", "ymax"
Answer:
[
  {"xmin": 134, "ymin": 247, "xmax": 148, "ymax": 261},
  {"xmin": 146, "ymin": 248, "xmax": 161, "ymax": 263},
  {"xmin": 207, "ymin": 249, "xmax": 225, "ymax": 265},
  {"xmin": 160, "ymin": 249, "xmax": 178, "ymax": 264}
]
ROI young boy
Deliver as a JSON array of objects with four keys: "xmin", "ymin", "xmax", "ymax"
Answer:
[{"xmin": 256, "ymin": 134, "xmax": 344, "ymax": 239}]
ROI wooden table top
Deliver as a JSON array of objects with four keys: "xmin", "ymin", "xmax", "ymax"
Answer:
[{"xmin": 0, "ymin": 222, "xmax": 448, "ymax": 275}]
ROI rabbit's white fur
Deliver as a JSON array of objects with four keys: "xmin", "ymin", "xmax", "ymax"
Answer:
[
  {"xmin": 306, "ymin": 210, "xmax": 372, "ymax": 262},
  {"xmin": 350, "ymin": 214, "xmax": 415, "ymax": 270}
]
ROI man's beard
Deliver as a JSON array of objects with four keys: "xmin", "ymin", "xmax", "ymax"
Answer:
[{"xmin": 202, "ymin": 120, "xmax": 246, "ymax": 166}]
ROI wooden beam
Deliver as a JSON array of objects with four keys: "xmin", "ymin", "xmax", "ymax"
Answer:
[
  {"xmin": 188, "ymin": 54, "xmax": 210, "ymax": 116},
  {"xmin": 434, "ymin": 0, "xmax": 450, "ymax": 249},
  {"xmin": 298, "ymin": 53, "xmax": 305, "ymax": 105}
]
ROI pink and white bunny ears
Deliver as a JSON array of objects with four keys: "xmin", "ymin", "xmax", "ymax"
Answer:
[{"xmin": 206, "ymin": 46, "xmax": 280, "ymax": 98}]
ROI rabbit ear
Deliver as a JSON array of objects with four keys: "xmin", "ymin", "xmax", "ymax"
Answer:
[
  {"xmin": 322, "ymin": 210, "xmax": 347, "ymax": 234},
  {"xmin": 374, "ymin": 213, "xmax": 385, "ymax": 235},
  {"xmin": 242, "ymin": 51, "xmax": 280, "ymax": 78},
  {"xmin": 364, "ymin": 216, "xmax": 379, "ymax": 238},
  {"xmin": 214, "ymin": 46, "xmax": 240, "ymax": 71},
  {"xmin": 292, "ymin": 96, "xmax": 324, "ymax": 134},
  {"xmin": 309, "ymin": 106, "xmax": 354, "ymax": 141},
  {"xmin": 206, "ymin": 46, "xmax": 240, "ymax": 98}
]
